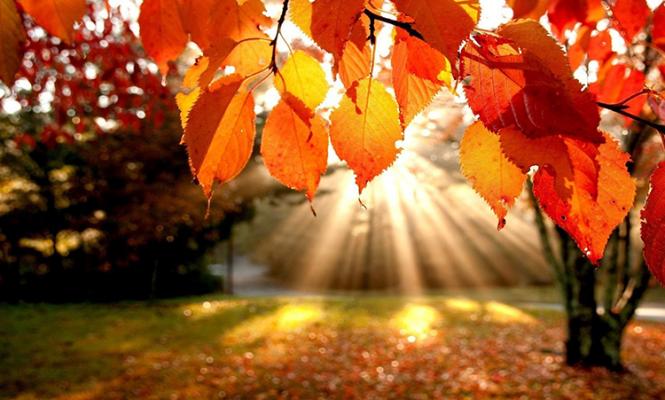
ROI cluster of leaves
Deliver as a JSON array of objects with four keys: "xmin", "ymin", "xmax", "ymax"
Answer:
[{"xmin": 1, "ymin": 0, "xmax": 664, "ymax": 282}]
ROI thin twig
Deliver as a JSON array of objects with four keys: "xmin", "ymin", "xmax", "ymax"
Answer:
[
  {"xmin": 270, "ymin": 0, "xmax": 290, "ymax": 73},
  {"xmin": 363, "ymin": 9, "xmax": 423, "ymax": 40},
  {"xmin": 597, "ymin": 101, "xmax": 665, "ymax": 134}
]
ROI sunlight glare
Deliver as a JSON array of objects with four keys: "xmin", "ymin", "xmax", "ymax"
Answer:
[
  {"xmin": 485, "ymin": 301, "xmax": 537, "ymax": 325},
  {"xmin": 393, "ymin": 303, "xmax": 441, "ymax": 340}
]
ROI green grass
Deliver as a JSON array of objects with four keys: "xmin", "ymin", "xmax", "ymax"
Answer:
[{"xmin": 2, "ymin": 294, "xmax": 665, "ymax": 399}]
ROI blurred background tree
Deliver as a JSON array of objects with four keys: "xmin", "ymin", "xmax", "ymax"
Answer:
[{"xmin": 0, "ymin": 3, "xmax": 256, "ymax": 302}]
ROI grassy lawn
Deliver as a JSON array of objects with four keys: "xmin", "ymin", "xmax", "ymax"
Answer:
[{"xmin": 2, "ymin": 295, "xmax": 665, "ymax": 399}]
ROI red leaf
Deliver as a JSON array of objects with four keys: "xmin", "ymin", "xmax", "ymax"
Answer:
[
  {"xmin": 610, "ymin": 0, "xmax": 650, "ymax": 43},
  {"xmin": 591, "ymin": 63, "xmax": 645, "ymax": 125},
  {"xmin": 501, "ymin": 128, "xmax": 635, "ymax": 263},
  {"xmin": 462, "ymin": 20, "xmax": 601, "ymax": 142},
  {"xmin": 548, "ymin": 0, "xmax": 604, "ymax": 39},
  {"xmin": 653, "ymin": 4, "xmax": 665, "ymax": 52},
  {"xmin": 642, "ymin": 162, "xmax": 665, "ymax": 285}
]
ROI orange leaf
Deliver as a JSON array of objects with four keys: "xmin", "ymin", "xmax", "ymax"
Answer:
[
  {"xmin": 460, "ymin": 122, "xmax": 526, "ymax": 230},
  {"xmin": 337, "ymin": 16, "xmax": 372, "ymax": 88},
  {"xmin": 139, "ymin": 0, "xmax": 188, "ymax": 75},
  {"xmin": 183, "ymin": 75, "xmax": 256, "ymax": 197},
  {"xmin": 642, "ymin": 162, "xmax": 665, "ymax": 285},
  {"xmin": 289, "ymin": 0, "xmax": 314, "ymax": 38},
  {"xmin": 330, "ymin": 78, "xmax": 402, "ymax": 193},
  {"xmin": 0, "ymin": 0, "xmax": 26, "ymax": 85},
  {"xmin": 501, "ymin": 128, "xmax": 635, "ymax": 263},
  {"xmin": 206, "ymin": 0, "xmax": 271, "ymax": 42},
  {"xmin": 392, "ymin": 28, "xmax": 451, "ymax": 128},
  {"xmin": 275, "ymin": 50, "xmax": 329, "ymax": 110},
  {"xmin": 261, "ymin": 95, "xmax": 329, "ymax": 200},
  {"xmin": 175, "ymin": 0, "xmax": 215, "ymax": 51},
  {"xmin": 462, "ymin": 20, "xmax": 601, "ymax": 142},
  {"xmin": 310, "ymin": 0, "xmax": 366, "ymax": 62},
  {"xmin": 394, "ymin": 0, "xmax": 479, "ymax": 76},
  {"xmin": 18, "ymin": 0, "xmax": 86, "ymax": 43},
  {"xmin": 221, "ymin": 38, "xmax": 272, "ymax": 77},
  {"xmin": 610, "ymin": 0, "xmax": 650, "ymax": 43},
  {"xmin": 176, "ymin": 57, "xmax": 211, "ymax": 129}
]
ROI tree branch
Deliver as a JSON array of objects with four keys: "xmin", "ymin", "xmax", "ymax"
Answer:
[
  {"xmin": 597, "ymin": 101, "xmax": 665, "ymax": 135},
  {"xmin": 363, "ymin": 9, "xmax": 424, "ymax": 40},
  {"xmin": 270, "ymin": 0, "xmax": 290, "ymax": 73}
]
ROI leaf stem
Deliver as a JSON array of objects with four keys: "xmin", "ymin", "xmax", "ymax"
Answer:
[
  {"xmin": 363, "ymin": 9, "xmax": 423, "ymax": 40},
  {"xmin": 597, "ymin": 101, "xmax": 665, "ymax": 135}
]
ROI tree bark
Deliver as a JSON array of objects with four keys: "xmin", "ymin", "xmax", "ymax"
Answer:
[{"xmin": 530, "ymin": 189, "xmax": 649, "ymax": 371}]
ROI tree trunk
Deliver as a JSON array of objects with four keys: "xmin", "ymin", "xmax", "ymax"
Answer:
[
  {"xmin": 566, "ymin": 257, "xmax": 624, "ymax": 371},
  {"xmin": 531, "ymin": 187, "xmax": 649, "ymax": 371}
]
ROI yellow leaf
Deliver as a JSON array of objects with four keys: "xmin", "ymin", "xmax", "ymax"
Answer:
[
  {"xmin": 330, "ymin": 78, "xmax": 402, "ymax": 193},
  {"xmin": 460, "ymin": 122, "xmax": 526, "ymax": 230},
  {"xmin": 275, "ymin": 50, "xmax": 329, "ymax": 110}
]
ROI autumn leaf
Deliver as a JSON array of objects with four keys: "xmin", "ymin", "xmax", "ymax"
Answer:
[
  {"xmin": 275, "ymin": 50, "xmax": 329, "ymax": 110},
  {"xmin": 642, "ymin": 162, "xmax": 665, "ymax": 285},
  {"xmin": 653, "ymin": 4, "xmax": 665, "ymax": 52},
  {"xmin": 221, "ymin": 38, "xmax": 272, "ymax": 77},
  {"xmin": 206, "ymin": 0, "xmax": 271, "ymax": 43},
  {"xmin": 261, "ymin": 95, "xmax": 329, "ymax": 200},
  {"xmin": 330, "ymin": 78, "xmax": 402, "ymax": 193},
  {"xmin": 567, "ymin": 28, "xmax": 613, "ymax": 71},
  {"xmin": 0, "ymin": 0, "xmax": 25, "ymax": 85},
  {"xmin": 460, "ymin": 122, "xmax": 526, "ymax": 230},
  {"xmin": 507, "ymin": 0, "xmax": 548, "ymax": 19},
  {"xmin": 289, "ymin": 0, "xmax": 313, "ymax": 37},
  {"xmin": 175, "ymin": 57, "xmax": 211, "ymax": 129},
  {"xmin": 139, "ymin": 0, "xmax": 188, "ymax": 75},
  {"xmin": 337, "ymin": 16, "xmax": 372, "ymax": 88},
  {"xmin": 175, "ymin": 0, "xmax": 215, "ymax": 51},
  {"xmin": 547, "ymin": 0, "xmax": 604, "ymax": 39},
  {"xmin": 18, "ymin": 0, "xmax": 86, "ymax": 44},
  {"xmin": 392, "ymin": 28, "xmax": 451, "ymax": 128},
  {"xmin": 590, "ymin": 63, "xmax": 645, "ymax": 125},
  {"xmin": 394, "ymin": 0, "xmax": 479, "ymax": 76},
  {"xmin": 610, "ymin": 0, "xmax": 650, "ymax": 44},
  {"xmin": 462, "ymin": 20, "xmax": 601, "ymax": 142},
  {"xmin": 183, "ymin": 74, "xmax": 256, "ymax": 197},
  {"xmin": 501, "ymin": 128, "xmax": 635, "ymax": 263},
  {"xmin": 310, "ymin": 0, "xmax": 366, "ymax": 63}
]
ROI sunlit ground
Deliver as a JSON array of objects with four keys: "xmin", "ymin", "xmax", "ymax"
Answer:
[{"xmin": 2, "ymin": 295, "xmax": 665, "ymax": 400}]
